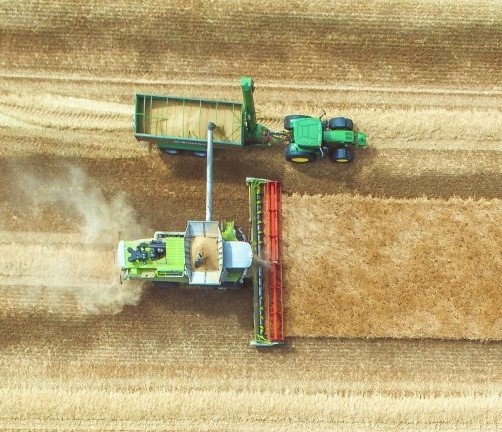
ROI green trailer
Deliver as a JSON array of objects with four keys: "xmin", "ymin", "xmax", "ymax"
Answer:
[{"xmin": 134, "ymin": 77, "xmax": 274, "ymax": 155}]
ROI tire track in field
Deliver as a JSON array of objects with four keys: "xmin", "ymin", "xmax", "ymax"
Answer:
[{"xmin": 2, "ymin": 71, "xmax": 501, "ymax": 95}]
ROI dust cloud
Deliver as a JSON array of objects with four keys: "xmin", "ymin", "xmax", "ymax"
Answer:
[
  {"xmin": 19, "ymin": 165, "xmax": 145, "ymax": 245},
  {"xmin": 3, "ymin": 165, "xmax": 150, "ymax": 315},
  {"xmin": 252, "ymin": 256, "xmax": 274, "ymax": 270}
]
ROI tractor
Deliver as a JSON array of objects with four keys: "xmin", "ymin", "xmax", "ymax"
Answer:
[{"xmin": 283, "ymin": 114, "xmax": 367, "ymax": 164}]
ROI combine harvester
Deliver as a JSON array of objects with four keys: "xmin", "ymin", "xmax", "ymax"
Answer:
[
  {"xmin": 117, "ymin": 123, "xmax": 284, "ymax": 347},
  {"xmin": 133, "ymin": 76, "xmax": 367, "ymax": 164}
]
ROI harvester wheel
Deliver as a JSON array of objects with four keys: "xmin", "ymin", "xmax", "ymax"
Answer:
[
  {"xmin": 330, "ymin": 146, "xmax": 353, "ymax": 163},
  {"xmin": 161, "ymin": 148, "xmax": 180, "ymax": 155},
  {"xmin": 192, "ymin": 151, "xmax": 207, "ymax": 157},
  {"xmin": 329, "ymin": 117, "xmax": 353, "ymax": 131},
  {"xmin": 284, "ymin": 115, "xmax": 311, "ymax": 131},
  {"xmin": 285, "ymin": 145, "xmax": 315, "ymax": 163}
]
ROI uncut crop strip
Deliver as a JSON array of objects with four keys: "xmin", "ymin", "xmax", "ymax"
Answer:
[
  {"xmin": 1, "ymin": 0, "xmax": 501, "ymax": 89},
  {"xmin": 282, "ymin": 194, "xmax": 502, "ymax": 339}
]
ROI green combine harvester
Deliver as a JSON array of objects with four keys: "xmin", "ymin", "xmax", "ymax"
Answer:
[
  {"xmin": 118, "ymin": 123, "xmax": 285, "ymax": 347},
  {"xmin": 133, "ymin": 76, "xmax": 366, "ymax": 163}
]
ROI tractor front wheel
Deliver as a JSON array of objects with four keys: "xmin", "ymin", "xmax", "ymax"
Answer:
[
  {"xmin": 330, "ymin": 146, "xmax": 353, "ymax": 163},
  {"xmin": 285, "ymin": 145, "xmax": 315, "ymax": 163}
]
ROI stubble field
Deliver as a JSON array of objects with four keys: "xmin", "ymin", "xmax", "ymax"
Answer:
[{"xmin": 0, "ymin": 0, "xmax": 501, "ymax": 430}]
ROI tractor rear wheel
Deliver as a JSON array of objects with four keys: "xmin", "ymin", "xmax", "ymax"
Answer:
[
  {"xmin": 328, "ymin": 117, "xmax": 353, "ymax": 131},
  {"xmin": 284, "ymin": 115, "xmax": 311, "ymax": 131},
  {"xmin": 285, "ymin": 145, "xmax": 315, "ymax": 163},
  {"xmin": 330, "ymin": 146, "xmax": 353, "ymax": 163}
]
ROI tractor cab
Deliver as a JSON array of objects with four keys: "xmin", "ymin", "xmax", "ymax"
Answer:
[
  {"xmin": 290, "ymin": 117, "xmax": 323, "ymax": 149},
  {"xmin": 284, "ymin": 114, "xmax": 367, "ymax": 164},
  {"xmin": 282, "ymin": 115, "xmax": 323, "ymax": 163}
]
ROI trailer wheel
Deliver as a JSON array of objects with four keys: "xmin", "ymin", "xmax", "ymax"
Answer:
[
  {"xmin": 330, "ymin": 146, "xmax": 353, "ymax": 163},
  {"xmin": 161, "ymin": 148, "xmax": 180, "ymax": 155},
  {"xmin": 192, "ymin": 151, "xmax": 207, "ymax": 157},
  {"xmin": 328, "ymin": 117, "xmax": 353, "ymax": 131},
  {"xmin": 284, "ymin": 115, "xmax": 311, "ymax": 131},
  {"xmin": 285, "ymin": 145, "xmax": 315, "ymax": 163}
]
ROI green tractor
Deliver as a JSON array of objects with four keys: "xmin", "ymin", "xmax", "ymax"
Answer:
[{"xmin": 283, "ymin": 114, "xmax": 367, "ymax": 164}]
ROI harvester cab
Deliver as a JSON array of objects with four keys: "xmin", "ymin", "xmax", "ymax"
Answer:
[
  {"xmin": 117, "ymin": 123, "xmax": 285, "ymax": 347},
  {"xmin": 284, "ymin": 113, "xmax": 367, "ymax": 164}
]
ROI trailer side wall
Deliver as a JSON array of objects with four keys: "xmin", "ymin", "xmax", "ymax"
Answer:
[{"xmin": 134, "ymin": 95, "xmax": 244, "ymax": 150}]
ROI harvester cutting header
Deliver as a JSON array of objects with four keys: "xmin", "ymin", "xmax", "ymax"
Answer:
[
  {"xmin": 118, "ymin": 123, "xmax": 284, "ymax": 347},
  {"xmin": 133, "ymin": 76, "xmax": 367, "ymax": 163}
]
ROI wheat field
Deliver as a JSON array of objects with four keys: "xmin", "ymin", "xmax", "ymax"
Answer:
[
  {"xmin": 283, "ymin": 194, "xmax": 502, "ymax": 339},
  {"xmin": 0, "ymin": 0, "xmax": 501, "ymax": 430}
]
